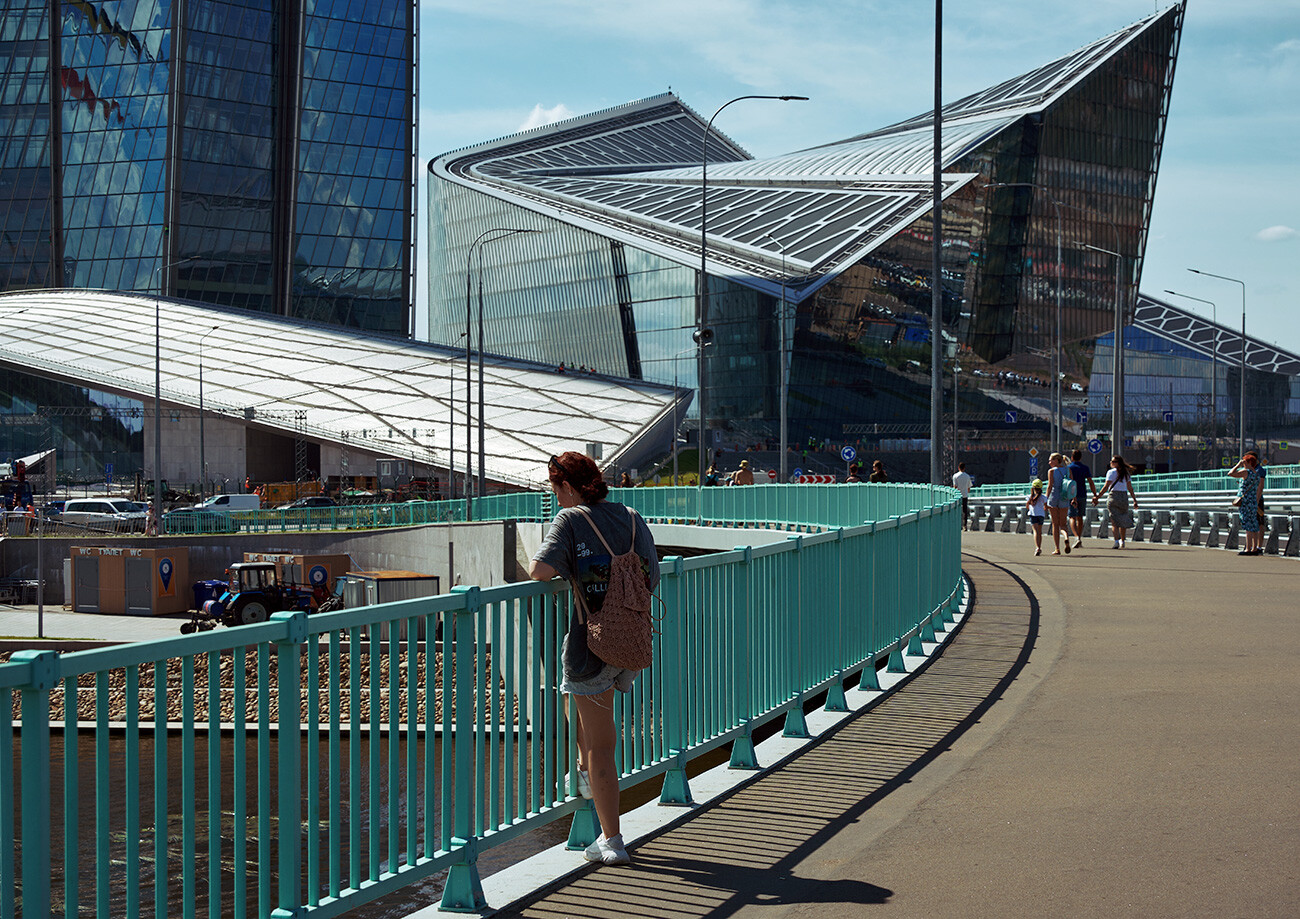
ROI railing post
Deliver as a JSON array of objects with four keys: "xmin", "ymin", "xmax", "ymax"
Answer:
[
  {"xmin": 12, "ymin": 650, "xmax": 58, "ymax": 919},
  {"xmin": 660, "ymin": 557, "xmax": 694, "ymax": 803},
  {"xmin": 271, "ymin": 612, "xmax": 308, "ymax": 918},
  {"xmin": 782, "ymin": 535, "xmax": 809, "ymax": 738},
  {"xmin": 442, "ymin": 586, "xmax": 488, "ymax": 911},
  {"xmin": 729, "ymin": 546, "xmax": 760, "ymax": 768},
  {"xmin": 825, "ymin": 530, "xmax": 849, "ymax": 712}
]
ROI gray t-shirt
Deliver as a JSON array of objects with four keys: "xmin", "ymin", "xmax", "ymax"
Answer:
[{"xmin": 533, "ymin": 500, "xmax": 660, "ymax": 678}]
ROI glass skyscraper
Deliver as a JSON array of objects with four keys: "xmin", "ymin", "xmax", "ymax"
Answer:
[
  {"xmin": 428, "ymin": 4, "xmax": 1226, "ymax": 466},
  {"xmin": 1, "ymin": 0, "xmax": 416, "ymax": 334}
]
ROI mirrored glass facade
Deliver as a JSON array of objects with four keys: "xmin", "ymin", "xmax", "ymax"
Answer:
[
  {"xmin": 0, "ymin": 0, "xmax": 415, "ymax": 333},
  {"xmin": 427, "ymin": 5, "xmax": 1211, "ymax": 465}
]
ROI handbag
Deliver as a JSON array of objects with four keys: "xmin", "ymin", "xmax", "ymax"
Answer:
[{"xmin": 1231, "ymin": 496, "xmax": 1243, "ymax": 508}]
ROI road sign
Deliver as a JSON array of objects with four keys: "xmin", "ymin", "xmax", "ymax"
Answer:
[
  {"xmin": 767, "ymin": 469, "xmax": 777, "ymax": 481},
  {"xmin": 792, "ymin": 467, "xmax": 803, "ymax": 479},
  {"xmin": 1029, "ymin": 458, "xmax": 1039, "ymax": 476},
  {"xmin": 841, "ymin": 445, "xmax": 857, "ymax": 462},
  {"xmin": 1087, "ymin": 439, "xmax": 1103, "ymax": 455},
  {"xmin": 1163, "ymin": 411, "xmax": 1174, "ymax": 423},
  {"xmin": 105, "ymin": 462, "xmax": 114, "ymax": 485},
  {"xmin": 1123, "ymin": 437, "xmax": 1133, "ymax": 448},
  {"xmin": 1005, "ymin": 411, "xmax": 1018, "ymax": 424},
  {"xmin": 1028, "ymin": 447, "xmax": 1039, "ymax": 457},
  {"xmin": 1077, "ymin": 410, "xmax": 1088, "ymax": 424}
]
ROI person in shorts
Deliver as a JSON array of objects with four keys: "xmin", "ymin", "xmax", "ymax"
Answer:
[
  {"xmin": 1066, "ymin": 449, "xmax": 1098, "ymax": 549},
  {"xmin": 1026, "ymin": 478, "xmax": 1047, "ymax": 556},
  {"xmin": 529, "ymin": 451, "xmax": 659, "ymax": 866}
]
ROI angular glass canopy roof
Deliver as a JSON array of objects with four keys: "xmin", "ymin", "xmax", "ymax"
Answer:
[
  {"xmin": 1133, "ymin": 294, "xmax": 1300, "ymax": 376},
  {"xmin": 0, "ymin": 290, "xmax": 687, "ymax": 488},
  {"xmin": 430, "ymin": 5, "xmax": 1178, "ymax": 299}
]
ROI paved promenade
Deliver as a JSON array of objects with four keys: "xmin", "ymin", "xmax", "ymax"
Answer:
[{"xmin": 487, "ymin": 531, "xmax": 1299, "ymax": 918}]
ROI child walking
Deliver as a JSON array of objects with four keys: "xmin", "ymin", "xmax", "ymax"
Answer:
[{"xmin": 1026, "ymin": 478, "xmax": 1047, "ymax": 556}]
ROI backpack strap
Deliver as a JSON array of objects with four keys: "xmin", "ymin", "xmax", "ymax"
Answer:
[{"xmin": 573, "ymin": 504, "xmax": 637, "ymax": 555}]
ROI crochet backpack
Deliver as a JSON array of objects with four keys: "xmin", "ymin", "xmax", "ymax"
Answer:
[{"xmin": 571, "ymin": 506, "xmax": 654, "ymax": 671}]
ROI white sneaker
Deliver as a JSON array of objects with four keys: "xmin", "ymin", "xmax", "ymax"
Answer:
[
  {"xmin": 1119, "ymin": 539, "xmax": 1125, "ymax": 549},
  {"xmin": 568, "ymin": 769, "xmax": 593, "ymax": 800},
  {"xmin": 584, "ymin": 833, "xmax": 630, "ymax": 866},
  {"xmin": 1112, "ymin": 540, "xmax": 1120, "ymax": 548}
]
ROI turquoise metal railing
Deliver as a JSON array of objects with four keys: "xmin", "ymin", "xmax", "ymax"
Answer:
[
  {"xmin": 970, "ymin": 464, "xmax": 1300, "ymax": 499},
  {"xmin": 1, "ymin": 484, "xmax": 963, "ymax": 918}
]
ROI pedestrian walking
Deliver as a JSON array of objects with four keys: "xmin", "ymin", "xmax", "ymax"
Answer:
[
  {"xmin": 1093, "ymin": 454, "xmax": 1138, "ymax": 548},
  {"xmin": 869, "ymin": 460, "xmax": 889, "ymax": 483},
  {"xmin": 1066, "ymin": 449, "xmax": 1098, "ymax": 549},
  {"xmin": 529, "ymin": 451, "xmax": 660, "ymax": 866},
  {"xmin": 1228, "ymin": 451, "xmax": 1266, "ymax": 556},
  {"xmin": 952, "ymin": 462, "xmax": 973, "ymax": 530},
  {"xmin": 1045, "ymin": 453, "xmax": 1071, "ymax": 555},
  {"xmin": 1026, "ymin": 478, "xmax": 1046, "ymax": 555}
]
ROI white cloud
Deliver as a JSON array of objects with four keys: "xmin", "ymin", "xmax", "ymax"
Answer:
[
  {"xmin": 519, "ymin": 103, "xmax": 576, "ymax": 132},
  {"xmin": 1255, "ymin": 225, "xmax": 1298, "ymax": 243}
]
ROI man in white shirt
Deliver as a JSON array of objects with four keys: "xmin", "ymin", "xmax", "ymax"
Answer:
[{"xmin": 952, "ymin": 462, "xmax": 973, "ymax": 530}]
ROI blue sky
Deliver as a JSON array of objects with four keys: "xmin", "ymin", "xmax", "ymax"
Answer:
[{"xmin": 417, "ymin": 0, "xmax": 1298, "ymax": 353}]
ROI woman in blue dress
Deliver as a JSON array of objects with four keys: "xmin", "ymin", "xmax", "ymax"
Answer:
[{"xmin": 1229, "ymin": 451, "xmax": 1266, "ymax": 555}]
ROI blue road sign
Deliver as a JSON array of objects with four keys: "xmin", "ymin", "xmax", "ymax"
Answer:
[
  {"xmin": 1076, "ymin": 411, "xmax": 1088, "ymax": 424},
  {"xmin": 1087, "ymin": 439, "xmax": 1103, "ymax": 455},
  {"xmin": 1005, "ymin": 411, "xmax": 1018, "ymax": 424},
  {"xmin": 1163, "ymin": 411, "xmax": 1174, "ymax": 423},
  {"xmin": 792, "ymin": 467, "xmax": 803, "ymax": 479},
  {"xmin": 105, "ymin": 462, "xmax": 114, "ymax": 485},
  {"xmin": 1124, "ymin": 438, "xmax": 1133, "ymax": 448},
  {"xmin": 841, "ymin": 446, "xmax": 857, "ymax": 463},
  {"xmin": 1029, "ymin": 458, "xmax": 1038, "ymax": 476}
]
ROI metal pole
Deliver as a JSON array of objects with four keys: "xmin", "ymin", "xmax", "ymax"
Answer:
[
  {"xmin": 697, "ymin": 94, "xmax": 807, "ymax": 489},
  {"xmin": 1084, "ymin": 243, "xmax": 1125, "ymax": 453},
  {"xmin": 151, "ymin": 256, "xmax": 195, "ymax": 517},
  {"xmin": 930, "ymin": 0, "xmax": 943, "ymax": 485},
  {"xmin": 472, "ymin": 228, "xmax": 539, "ymax": 512},
  {"xmin": 1163, "ymin": 290, "xmax": 1218, "ymax": 467},
  {"xmin": 765, "ymin": 234, "xmax": 789, "ymax": 482},
  {"xmin": 1188, "ymin": 269, "xmax": 1246, "ymax": 455},
  {"xmin": 198, "ymin": 324, "xmax": 218, "ymax": 501}
]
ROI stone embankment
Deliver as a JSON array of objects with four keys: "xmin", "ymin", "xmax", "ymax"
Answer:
[{"xmin": 2, "ymin": 647, "xmax": 473, "ymax": 726}]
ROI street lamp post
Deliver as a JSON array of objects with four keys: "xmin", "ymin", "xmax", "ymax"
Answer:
[
  {"xmin": 764, "ymin": 233, "xmax": 791, "ymax": 482},
  {"xmin": 1164, "ymin": 289, "xmax": 1218, "ymax": 467},
  {"xmin": 1188, "ymin": 269, "xmax": 1247, "ymax": 456},
  {"xmin": 464, "ymin": 227, "xmax": 538, "ymax": 519},
  {"xmin": 670, "ymin": 346, "xmax": 698, "ymax": 484},
  {"xmin": 1083, "ymin": 243, "xmax": 1127, "ymax": 453},
  {"xmin": 697, "ymin": 94, "xmax": 807, "ymax": 488},
  {"xmin": 152, "ymin": 256, "xmax": 196, "ymax": 520},
  {"xmin": 198, "ymin": 324, "xmax": 219, "ymax": 500}
]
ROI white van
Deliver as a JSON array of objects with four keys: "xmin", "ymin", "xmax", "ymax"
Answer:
[
  {"xmin": 195, "ymin": 493, "xmax": 262, "ymax": 513},
  {"xmin": 61, "ymin": 498, "xmax": 149, "ymax": 531}
]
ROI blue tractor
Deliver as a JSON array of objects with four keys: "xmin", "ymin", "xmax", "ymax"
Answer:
[{"xmin": 185, "ymin": 561, "xmax": 320, "ymax": 632}]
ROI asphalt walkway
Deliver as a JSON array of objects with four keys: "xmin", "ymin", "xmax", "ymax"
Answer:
[{"xmin": 488, "ymin": 531, "xmax": 1300, "ymax": 918}]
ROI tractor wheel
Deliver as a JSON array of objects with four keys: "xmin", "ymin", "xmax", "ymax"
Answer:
[
  {"xmin": 180, "ymin": 621, "xmax": 196, "ymax": 634},
  {"xmin": 234, "ymin": 599, "xmax": 271, "ymax": 625}
]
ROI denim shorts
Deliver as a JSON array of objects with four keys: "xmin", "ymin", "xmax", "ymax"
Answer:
[{"xmin": 561, "ymin": 663, "xmax": 638, "ymax": 696}]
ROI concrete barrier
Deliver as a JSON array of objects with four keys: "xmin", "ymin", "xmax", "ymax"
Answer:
[
  {"xmin": 1225, "ymin": 515, "xmax": 1241, "ymax": 551},
  {"xmin": 1206, "ymin": 513, "xmax": 1221, "ymax": 548},
  {"xmin": 1285, "ymin": 518, "xmax": 1300, "ymax": 557},
  {"xmin": 1168, "ymin": 511, "xmax": 1186, "ymax": 545},
  {"xmin": 1150, "ymin": 510, "xmax": 1167, "ymax": 544}
]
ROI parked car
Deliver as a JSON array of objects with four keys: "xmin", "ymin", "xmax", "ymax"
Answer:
[
  {"xmin": 276, "ymin": 496, "xmax": 337, "ymax": 510},
  {"xmin": 194, "ymin": 493, "xmax": 262, "ymax": 512},
  {"xmin": 163, "ymin": 507, "xmax": 241, "ymax": 534},
  {"xmin": 60, "ymin": 498, "xmax": 148, "ymax": 531},
  {"xmin": 41, "ymin": 499, "xmax": 66, "ymax": 520}
]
